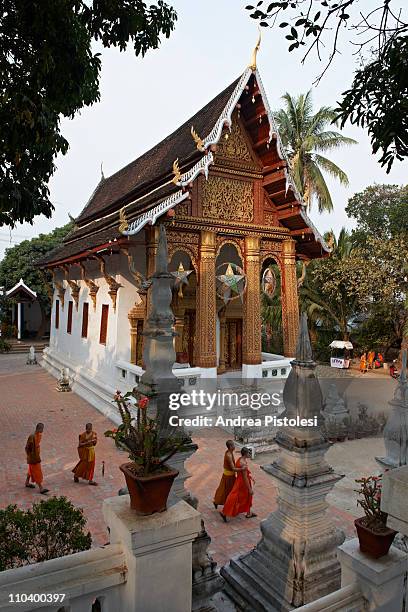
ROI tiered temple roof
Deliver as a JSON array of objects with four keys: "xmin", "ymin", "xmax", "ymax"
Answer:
[{"xmin": 38, "ymin": 66, "xmax": 329, "ymax": 268}]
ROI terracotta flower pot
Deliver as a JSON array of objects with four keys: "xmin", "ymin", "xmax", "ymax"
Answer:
[
  {"xmin": 354, "ymin": 517, "xmax": 397, "ymax": 558},
  {"xmin": 120, "ymin": 462, "xmax": 179, "ymax": 515}
]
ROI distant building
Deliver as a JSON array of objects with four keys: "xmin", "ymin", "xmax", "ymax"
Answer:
[
  {"xmin": 37, "ymin": 63, "xmax": 329, "ymax": 416},
  {"xmin": 2, "ymin": 279, "xmax": 43, "ymax": 340}
]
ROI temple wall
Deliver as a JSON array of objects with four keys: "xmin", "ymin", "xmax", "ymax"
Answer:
[{"xmin": 46, "ymin": 256, "xmax": 138, "ymax": 414}]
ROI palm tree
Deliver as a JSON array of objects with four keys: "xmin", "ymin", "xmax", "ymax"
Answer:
[{"xmin": 275, "ymin": 91, "xmax": 356, "ymax": 212}]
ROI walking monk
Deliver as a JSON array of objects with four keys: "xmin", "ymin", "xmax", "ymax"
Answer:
[
  {"xmin": 213, "ymin": 440, "xmax": 244, "ymax": 509},
  {"xmin": 25, "ymin": 423, "xmax": 49, "ymax": 494},
  {"xmin": 72, "ymin": 423, "xmax": 98, "ymax": 485},
  {"xmin": 221, "ymin": 447, "xmax": 257, "ymax": 522}
]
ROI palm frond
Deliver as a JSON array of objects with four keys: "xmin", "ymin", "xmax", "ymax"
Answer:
[{"xmin": 314, "ymin": 154, "xmax": 350, "ymax": 186}]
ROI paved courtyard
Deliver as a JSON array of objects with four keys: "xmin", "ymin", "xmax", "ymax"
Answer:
[{"xmin": 0, "ymin": 354, "xmax": 391, "ymax": 567}]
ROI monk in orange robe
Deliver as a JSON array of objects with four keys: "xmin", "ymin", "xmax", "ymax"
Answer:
[
  {"xmin": 221, "ymin": 447, "xmax": 256, "ymax": 522},
  {"xmin": 213, "ymin": 440, "xmax": 245, "ymax": 509},
  {"xmin": 72, "ymin": 423, "xmax": 98, "ymax": 485},
  {"xmin": 25, "ymin": 423, "xmax": 49, "ymax": 494}
]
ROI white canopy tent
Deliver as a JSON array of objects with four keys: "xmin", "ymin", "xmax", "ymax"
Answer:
[{"xmin": 329, "ymin": 340, "xmax": 353, "ymax": 350}]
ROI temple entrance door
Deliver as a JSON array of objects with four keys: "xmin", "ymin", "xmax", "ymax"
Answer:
[{"xmin": 225, "ymin": 318, "xmax": 242, "ymax": 371}]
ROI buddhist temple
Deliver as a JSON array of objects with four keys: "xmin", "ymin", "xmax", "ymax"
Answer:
[{"xmin": 38, "ymin": 46, "xmax": 329, "ymax": 414}]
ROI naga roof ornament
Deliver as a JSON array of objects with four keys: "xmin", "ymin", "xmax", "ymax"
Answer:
[
  {"xmin": 191, "ymin": 126, "xmax": 205, "ymax": 152},
  {"xmin": 249, "ymin": 29, "xmax": 262, "ymax": 71}
]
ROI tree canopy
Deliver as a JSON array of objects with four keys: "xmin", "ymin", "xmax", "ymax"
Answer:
[
  {"xmin": 275, "ymin": 90, "xmax": 356, "ymax": 212},
  {"xmin": 0, "ymin": 0, "xmax": 177, "ymax": 227},
  {"xmin": 297, "ymin": 185, "xmax": 408, "ymax": 355},
  {"xmin": 346, "ymin": 184, "xmax": 408, "ymax": 244},
  {"xmin": 246, "ymin": 1, "xmax": 408, "ymax": 171}
]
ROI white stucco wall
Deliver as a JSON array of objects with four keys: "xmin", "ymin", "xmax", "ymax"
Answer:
[{"xmin": 45, "ymin": 254, "xmax": 141, "ymax": 415}]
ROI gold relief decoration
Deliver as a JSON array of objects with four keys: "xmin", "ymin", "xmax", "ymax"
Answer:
[
  {"xmin": 170, "ymin": 216, "xmax": 290, "ymax": 239},
  {"xmin": 202, "ymin": 176, "xmax": 254, "ymax": 222},
  {"xmin": 261, "ymin": 239, "xmax": 282, "ymax": 251},
  {"xmin": 175, "ymin": 199, "xmax": 190, "ymax": 216},
  {"xmin": 97, "ymin": 256, "xmax": 123, "ymax": 313},
  {"xmin": 195, "ymin": 231, "xmax": 217, "ymax": 368},
  {"xmin": 263, "ymin": 210, "xmax": 278, "ymax": 226},
  {"xmin": 79, "ymin": 262, "xmax": 99, "ymax": 311},
  {"xmin": 242, "ymin": 236, "xmax": 262, "ymax": 365},
  {"xmin": 217, "ymin": 119, "xmax": 253, "ymax": 162},
  {"xmin": 167, "ymin": 229, "xmax": 199, "ymax": 244},
  {"xmin": 281, "ymin": 245, "xmax": 300, "ymax": 356}
]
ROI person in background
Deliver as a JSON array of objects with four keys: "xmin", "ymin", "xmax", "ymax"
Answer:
[
  {"xmin": 25, "ymin": 423, "xmax": 49, "ymax": 494},
  {"xmin": 390, "ymin": 361, "xmax": 398, "ymax": 379},
  {"xmin": 367, "ymin": 350, "xmax": 375, "ymax": 369},
  {"xmin": 360, "ymin": 352, "xmax": 367, "ymax": 373},
  {"xmin": 220, "ymin": 447, "xmax": 257, "ymax": 522},
  {"xmin": 72, "ymin": 423, "xmax": 98, "ymax": 485},
  {"xmin": 213, "ymin": 440, "xmax": 244, "ymax": 509}
]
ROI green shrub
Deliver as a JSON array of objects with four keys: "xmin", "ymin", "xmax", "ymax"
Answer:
[
  {"xmin": 0, "ymin": 338, "xmax": 11, "ymax": 353},
  {"xmin": 0, "ymin": 497, "xmax": 92, "ymax": 571}
]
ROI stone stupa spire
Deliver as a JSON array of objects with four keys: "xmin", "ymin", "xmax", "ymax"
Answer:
[
  {"xmin": 377, "ymin": 350, "xmax": 408, "ymax": 469},
  {"xmin": 221, "ymin": 314, "xmax": 345, "ymax": 610}
]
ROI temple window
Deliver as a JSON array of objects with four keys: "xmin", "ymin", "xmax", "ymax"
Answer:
[
  {"xmin": 99, "ymin": 304, "xmax": 109, "ymax": 345},
  {"xmin": 67, "ymin": 301, "xmax": 73, "ymax": 334},
  {"xmin": 55, "ymin": 299, "xmax": 60, "ymax": 329},
  {"xmin": 81, "ymin": 302, "xmax": 89, "ymax": 338}
]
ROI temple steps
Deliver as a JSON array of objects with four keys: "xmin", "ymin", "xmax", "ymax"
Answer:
[
  {"xmin": 221, "ymin": 555, "xmax": 282, "ymax": 611},
  {"xmin": 7, "ymin": 341, "xmax": 48, "ymax": 354}
]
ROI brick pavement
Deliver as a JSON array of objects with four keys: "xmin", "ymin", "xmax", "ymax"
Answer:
[{"xmin": 0, "ymin": 355, "xmax": 355, "ymax": 568}]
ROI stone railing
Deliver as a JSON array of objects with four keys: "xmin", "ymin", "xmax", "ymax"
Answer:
[
  {"xmin": 0, "ymin": 498, "xmax": 201, "ymax": 612},
  {"xmin": 296, "ymin": 584, "xmax": 367, "ymax": 611},
  {"xmin": 261, "ymin": 352, "xmax": 292, "ymax": 379},
  {"xmin": 0, "ymin": 544, "xmax": 126, "ymax": 611},
  {"xmin": 115, "ymin": 359, "xmax": 202, "ymax": 389}
]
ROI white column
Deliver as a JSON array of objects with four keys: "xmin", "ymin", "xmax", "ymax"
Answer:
[
  {"xmin": 338, "ymin": 538, "xmax": 407, "ymax": 612},
  {"xmin": 103, "ymin": 497, "xmax": 201, "ymax": 612},
  {"xmin": 17, "ymin": 302, "xmax": 22, "ymax": 340}
]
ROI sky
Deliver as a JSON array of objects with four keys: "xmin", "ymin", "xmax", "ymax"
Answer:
[{"xmin": 1, "ymin": 0, "xmax": 406, "ymax": 258}]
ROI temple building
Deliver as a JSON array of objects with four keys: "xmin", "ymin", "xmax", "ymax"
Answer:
[{"xmin": 38, "ymin": 50, "xmax": 329, "ymax": 415}]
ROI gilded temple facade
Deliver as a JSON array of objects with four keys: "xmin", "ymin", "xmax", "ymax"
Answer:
[{"xmin": 39, "ymin": 63, "xmax": 328, "ymax": 414}]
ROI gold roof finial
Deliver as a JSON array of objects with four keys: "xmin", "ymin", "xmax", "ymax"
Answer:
[
  {"xmin": 191, "ymin": 126, "xmax": 205, "ymax": 152},
  {"xmin": 172, "ymin": 158, "xmax": 181, "ymax": 184},
  {"xmin": 249, "ymin": 28, "xmax": 262, "ymax": 71},
  {"xmin": 119, "ymin": 207, "xmax": 129, "ymax": 234}
]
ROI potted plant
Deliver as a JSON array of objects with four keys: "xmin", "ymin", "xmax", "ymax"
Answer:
[
  {"xmin": 354, "ymin": 474, "xmax": 397, "ymax": 558},
  {"xmin": 105, "ymin": 391, "xmax": 187, "ymax": 515}
]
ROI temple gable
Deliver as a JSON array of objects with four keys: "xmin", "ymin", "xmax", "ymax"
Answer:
[{"xmin": 216, "ymin": 112, "xmax": 261, "ymax": 170}]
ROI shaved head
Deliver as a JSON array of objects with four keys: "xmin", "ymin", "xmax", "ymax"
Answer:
[
  {"xmin": 35, "ymin": 423, "xmax": 44, "ymax": 432},
  {"xmin": 86, "ymin": 423, "xmax": 93, "ymax": 432},
  {"xmin": 226, "ymin": 440, "xmax": 235, "ymax": 450}
]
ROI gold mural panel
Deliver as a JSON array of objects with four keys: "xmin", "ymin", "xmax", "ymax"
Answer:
[
  {"xmin": 202, "ymin": 176, "xmax": 254, "ymax": 222},
  {"xmin": 217, "ymin": 119, "xmax": 253, "ymax": 162}
]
